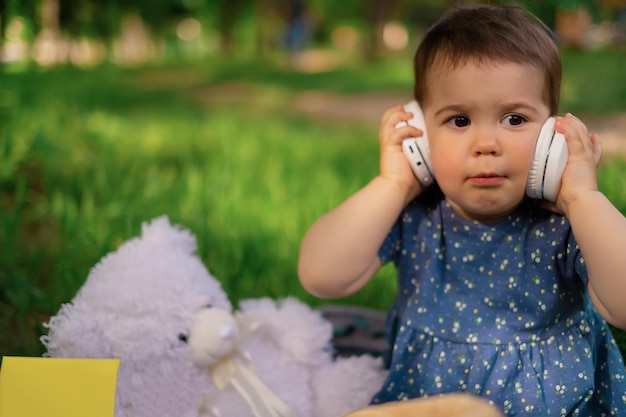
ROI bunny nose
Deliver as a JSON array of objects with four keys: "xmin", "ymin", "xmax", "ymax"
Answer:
[{"xmin": 219, "ymin": 325, "xmax": 236, "ymax": 340}]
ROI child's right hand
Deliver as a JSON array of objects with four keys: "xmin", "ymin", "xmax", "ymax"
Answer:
[
  {"xmin": 378, "ymin": 105, "xmax": 425, "ymax": 201},
  {"xmin": 299, "ymin": 105, "xmax": 425, "ymax": 298}
]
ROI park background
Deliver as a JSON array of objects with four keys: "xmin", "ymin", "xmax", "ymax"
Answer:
[{"xmin": 2, "ymin": 0, "xmax": 626, "ymax": 358}]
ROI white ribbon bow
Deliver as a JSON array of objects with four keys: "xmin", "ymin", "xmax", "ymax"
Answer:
[{"xmin": 190, "ymin": 308, "xmax": 300, "ymax": 417}]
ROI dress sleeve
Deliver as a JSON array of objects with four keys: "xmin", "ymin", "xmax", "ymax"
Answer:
[
  {"xmin": 378, "ymin": 216, "xmax": 401, "ymax": 265},
  {"xmin": 554, "ymin": 217, "xmax": 588, "ymax": 286},
  {"xmin": 567, "ymin": 232, "xmax": 589, "ymax": 286},
  {"xmin": 378, "ymin": 189, "xmax": 442, "ymax": 265}
]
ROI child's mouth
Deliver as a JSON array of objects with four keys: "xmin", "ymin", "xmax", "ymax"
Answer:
[{"xmin": 469, "ymin": 174, "xmax": 505, "ymax": 186}]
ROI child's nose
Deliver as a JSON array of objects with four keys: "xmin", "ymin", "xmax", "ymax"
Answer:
[{"xmin": 472, "ymin": 127, "xmax": 502, "ymax": 156}]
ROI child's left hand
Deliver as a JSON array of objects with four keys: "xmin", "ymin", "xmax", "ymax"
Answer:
[{"xmin": 542, "ymin": 113, "xmax": 602, "ymax": 215}]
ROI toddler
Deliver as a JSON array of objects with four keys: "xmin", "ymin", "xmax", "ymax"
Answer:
[{"xmin": 298, "ymin": 4, "xmax": 626, "ymax": 416}]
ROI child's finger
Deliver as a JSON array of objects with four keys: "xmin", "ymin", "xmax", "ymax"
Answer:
[
  {"xmin": 591, "ymin": 133, "xmax": 603, "ymax": 166},
  {"xmin": 394, "ymin": 125, "xmax": 423, "ymax": 143},
  {"xmin": 380, "ymin": 105, "xmax": 407, "ymax": 126},
  {"xmin": 555, "ymin": 115, "xmax": 592, "ymax": 155}
]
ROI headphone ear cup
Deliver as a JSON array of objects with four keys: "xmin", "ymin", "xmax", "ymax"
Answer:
[
  {"xmin": 402, "ymin": 138, "xmax": 434, "ymax": 186},
  {"xmin": 400, "ymin": 101, "xmax": 435, "ymax": 186},
  {"xmin": 526, "ymin": 118, "xmax": 568, "ymax": 202}
]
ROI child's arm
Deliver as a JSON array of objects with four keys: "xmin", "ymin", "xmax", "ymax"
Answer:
[
  {"xmin": 298, "ymin": 105, "xmax": 423, "ymax": 299},
  {"xmin": 556, "ymin": 114, "xmax": 626, "ymax": 329}
]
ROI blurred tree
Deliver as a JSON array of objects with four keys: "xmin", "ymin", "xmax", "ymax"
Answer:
[
  {"xmin": 58, "ymin": 0, "xmax": 108, "ymax": 39},
  {"xmin": 57, "ymin": 0, "xmax": 195, "ymax": 41},
  {"xmin": 364, "ymin": 0, "xmax": 455, "ymax": 61},
  {"xmin": 216, "ymin": 0, "xmax": 246, "ymax": 56},
  {"xmin": 0, "ymin": 0, "xmax": 42, "ymax": 65},
  {"xmin": 16, "ymin": 0, "xmax": 41, "ymax": 36},
  {"xmin": 0, "ymin": 0, "xmax": 7, "ymax": 63},
  {"xmin": 255, "ymin": 0, "xmax": 273, "ymax": 58},
  {"xmin": 598, "ymin": 0, "xmax": 626, "ymax": 8},
  {"xmin": 6, "ymin": 0, "xmax": 579, "ymax": 67},
  {"xmin": 519, "ymin": 0, "xmax": 559, "ymax": 29},
  {"xmin": 365, "ymin": 0, "xmax": 399, "ymax": 61},
  {"xmin": 133, "ymin": 0, "xmax": 189, "ymax": 34}
]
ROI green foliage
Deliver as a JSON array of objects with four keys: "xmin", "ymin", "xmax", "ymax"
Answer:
[
  {"xmin": 56, "ymin": 0, "xmax": 188, "ymax": 39},
  {"xmin": 0, "ymin": 63, "xmax": 399, "ymax": 356},
  {"xmin": 561, "ymin": 48, "xmax": 626, "ymax": 114},
  {"xmin": 502, "ymin": 0, "xmax": 612, "ymax": 30},
  {"xmin": 199, "ymin": 57, "xmax": 414, "ymax": 93}
]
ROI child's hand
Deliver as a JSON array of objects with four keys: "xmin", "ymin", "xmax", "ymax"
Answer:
[
  {"xmin": 378, "ymin": 105, "xmax": 424, "ymax": 200},
  {"xmin": 553, "ymin": 113, "xmax": 602, "ymax": 216}
]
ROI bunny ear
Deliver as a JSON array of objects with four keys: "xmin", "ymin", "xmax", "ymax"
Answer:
[
  {"xmin": 87, "ymin": 215, "xmax": 197, "ymax": 282},
  {"xmin": 140, "ymin": 216, "xmax": 197, "ymax": 255}
]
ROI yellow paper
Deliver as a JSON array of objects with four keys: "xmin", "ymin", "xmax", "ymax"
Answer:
[{"xmin": 0, "ymin": 356, "xmax": 119, "ymax": 417}]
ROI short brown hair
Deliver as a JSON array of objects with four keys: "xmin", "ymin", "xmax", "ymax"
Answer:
[{"xmin": 413, "ymin": 4, "xmax": 562, "ymax": 114}]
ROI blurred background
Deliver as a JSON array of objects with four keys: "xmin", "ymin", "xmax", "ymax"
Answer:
[
  {"xmin": 1, "ymin": 0, "xmax": 626, "ymax": 357},
  {"xmin": 1, "ymin": 0, "xmax": 626, "ymax": 68}
]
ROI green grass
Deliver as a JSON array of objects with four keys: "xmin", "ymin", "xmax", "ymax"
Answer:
[
  {"xmin": 1, "ymin": 47, "xmax": 626, "ymax": 357},
  {"xmin": 560, "ymin": 48, "xmax": 626, "ymax": 114}
]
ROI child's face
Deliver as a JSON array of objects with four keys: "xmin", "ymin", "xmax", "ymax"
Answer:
[{"xmin": 422, "ymin": 61, "xmax": 550, "ymax": 222}]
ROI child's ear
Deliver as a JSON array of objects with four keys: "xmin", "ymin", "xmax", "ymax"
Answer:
[{"xmin": 340, "ymin": 393, "xmax": 504, "ymax": 417}]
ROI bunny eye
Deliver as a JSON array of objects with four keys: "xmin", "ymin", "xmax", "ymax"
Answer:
[
  {"xmin": 178, "ymin": 333, "xmax": 188, "ymax": 343},
  {"xmin": 205, "ymin": 303, "xmax": 213, "ymax": 309}
]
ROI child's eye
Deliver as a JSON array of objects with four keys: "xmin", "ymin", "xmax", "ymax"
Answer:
[
  {"xmin": 447, "ymin": 116, "xmax": 470, "ymax": 128},
  {"xmin": 504, "ymin": 114, "xmax": 525, "ymax": 126}
]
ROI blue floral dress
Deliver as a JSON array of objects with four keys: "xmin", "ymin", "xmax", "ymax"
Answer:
[{"xmin": 372, "ymin": 190, "xmax": 626, "ymax": 416}]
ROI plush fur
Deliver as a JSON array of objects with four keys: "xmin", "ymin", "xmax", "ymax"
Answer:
[{"xmin": 41, "ymin": 216, "xmax": 387, "ymax": 417}]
